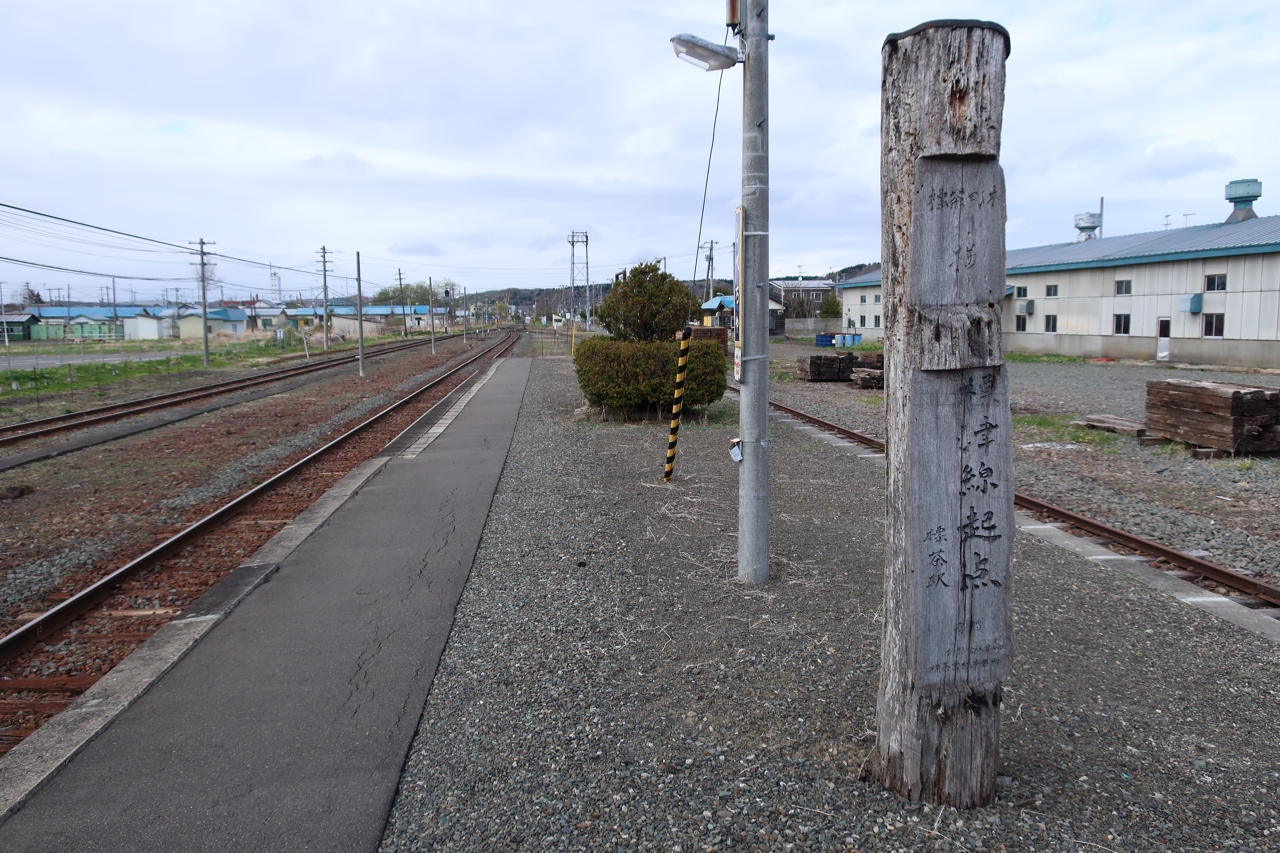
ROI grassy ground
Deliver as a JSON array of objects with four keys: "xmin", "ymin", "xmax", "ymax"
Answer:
[
  {"xmin": 0, "ymin": 332, "xmax": 410, "ymax": 406},
  {"xmin": 1005, "ymin": 352, "xmax": 1084, "ymax": 364},
  {"xmin": 1012, "ymin": 412, "xmax": 1120, "ymax": 448}
]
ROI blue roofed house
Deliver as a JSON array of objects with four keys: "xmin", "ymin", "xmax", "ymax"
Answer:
[
  {"xmin": 700, "ymin": 294, "xmax": 786, "ymax": 336},
  {"xmin": 177, "ymin": 307, "xmax": 248, "ymax": 339}
]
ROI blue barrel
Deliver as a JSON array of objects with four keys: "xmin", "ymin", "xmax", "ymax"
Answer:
[
  {"xmin": 816, "ymin": 334, "xmax": 834, "ymax": 347},
  {"xmin": 852, "ymin": 334, "xmax": 862, "ymax": 345}
]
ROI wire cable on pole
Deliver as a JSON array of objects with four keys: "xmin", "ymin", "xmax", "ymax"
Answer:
[{"xmin": 691, "ymin": 29, "xmax": 730, "ymax": 285}]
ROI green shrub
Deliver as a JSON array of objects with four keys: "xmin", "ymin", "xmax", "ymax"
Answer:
[
  {"xmin": 574, "ymin": 337, "xmax": 726, "ymax": 413},
  {"xmin": 817, "ymin": 294, "xmax": 841, "ymax": 319},
  {"xmin": 595, "ymin": 262, "xmax": 700, "ymax": 342}
]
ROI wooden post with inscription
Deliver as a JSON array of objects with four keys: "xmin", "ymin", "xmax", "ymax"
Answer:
[{"xmin": 875, "ymin": 20, "xmax": 1013, "ymax": 808}]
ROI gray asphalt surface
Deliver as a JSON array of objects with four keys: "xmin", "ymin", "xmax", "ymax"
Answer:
[{"xmin": 0, "ymin": 357, "xmax": 532, "ymax": 852}]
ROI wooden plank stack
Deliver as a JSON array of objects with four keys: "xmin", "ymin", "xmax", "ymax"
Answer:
[
  {"xmin": 850, "ymin": 351, "xmax": 884, "ymax": 370},
  {"xmin": 1145, "ymin": 379, "xmax": 1280, "ymax": 453},
  {"xmin": 796, "ymin": 354, "xmax": 851, "ymax": 382},
  {"xmin": 796, "ymin": 352, "xmax": 885, "ymax": 388}
]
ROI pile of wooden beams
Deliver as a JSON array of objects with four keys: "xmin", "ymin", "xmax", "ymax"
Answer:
[
  {"xmin": 1145, "ymin": 378, "xmax": 1280, "ymax": 453},
  {"xmin": 795, "ymin": 352, "xmax": 885, "ymax": 388},
  {"xmin": 796, "ymin": 354, "xmax": 851, "ymax": 382}
]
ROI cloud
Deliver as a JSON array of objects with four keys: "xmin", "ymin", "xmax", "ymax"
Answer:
[
  {"xmin": 1134, "ymin": 141, "xmax": 1236, "ymax": 181},
  {"xmin": 2, "ymin": 1, "xmax": 1279, "ymax": 297},
  {"xmin": 301, "ymin": 151, "xmax": 372, "ymax": 175},
  {"xmin": 387, "ymin": 240, "xmax": 445, "ymax": 257}
]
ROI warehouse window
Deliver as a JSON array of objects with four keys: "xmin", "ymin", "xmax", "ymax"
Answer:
[
  {"xmin": 1204, "ymin": 274, "xmax": 1226, "ymax": 292},
  {"xmin": 874, "ymin": 315, "xmax": 881, "ymax": 328},
  {"xmin": 1015, "ymin": 315, "xmax": 1027, "ymax": 332},
  {"xmin": 1203, "ymin": 313, "xmax": 1225, "ymax": 337},
  {"xmin": 860, "ymin": 294, "xmax": 867, "ymax": 303},
  {"xmin": 1015, "ymin": 286, "xmax": 1028, "ymax": 298},
  {"xmin": 1113, "ymin": 314, "xmax": 1131, "ymax": 335},
  {"xmin": 874, "ymin": 294, "xmax": 881, "ymax": 303},
  {"xmin": 1045, "ymin": 284, "xmax": 1059, "ymax": 297},
  {"xmin": 1044, "ymin": 315, "xmax": 1058, "ymax": 333},
  {"xmin": 859, "ymin": 315, "xmax": 866, "ymax": 328},
  {"xmin": 1115, "ymin": 279, "xmax": 1132, "ymax": 295}
]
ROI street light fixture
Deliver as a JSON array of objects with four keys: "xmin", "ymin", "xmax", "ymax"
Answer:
[
  {"xmin": 671, "ymin": 1, "xmax": 770, "ymax": 585},
  {"xmin": 670, "ymin": 34, "xmax": 741, "ymax": 71}
]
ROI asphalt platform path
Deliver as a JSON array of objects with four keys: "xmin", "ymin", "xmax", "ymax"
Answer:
[{"xmin": 0, "ymin": 357, "xmax": 533, "ymax": 852}]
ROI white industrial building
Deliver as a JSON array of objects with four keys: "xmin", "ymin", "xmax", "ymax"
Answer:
[
  {"xmin": 833, "ymin": 270, "xmax": 884, "ymax": 340},
  {"xmin": 836, "ymin": 179, "xmax": 1280, "ymax": 368}
]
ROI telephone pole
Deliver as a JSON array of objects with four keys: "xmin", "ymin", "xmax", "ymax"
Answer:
[
  {"xmin": 318, "ymin": 246, "xmax": 332, "ymax": 350},
  {"xmin": 397, "ymin": 269, "xmax": 408, "ymax": 338},
  {"xmin": 190, "ymin": 238, "xmax": 214, "ymax": 367},
  {"xmin": 427, "ymin": 276, "xmax": 436, "ymax": 354},
  {"xmin": 703, "ymin": 240, "xmax": 718, "ymax": 300},
  {"xmin": 737, "ymin": 0, "xmax": 770, "ymax": 584},
  {"xmin": 355, "ymin": 252, "xmax": 366, "ymax": 377}
]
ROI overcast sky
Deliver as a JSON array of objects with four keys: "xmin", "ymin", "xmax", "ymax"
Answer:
[{"xmin": 1, "ymin": 1, "xmax": 1276, "ymax": 304}]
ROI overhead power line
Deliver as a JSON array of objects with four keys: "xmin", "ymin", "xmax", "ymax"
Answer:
[
  {"xmin": 0, "ymin": 200, "xmax": 319, "ymax": 276},
  {"xmin": 0, "ymin": 254, "xmax": 193, "ymax": 281}
]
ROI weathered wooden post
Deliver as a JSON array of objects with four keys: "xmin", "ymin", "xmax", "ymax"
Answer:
[{"xmin": 875, "ymin": 20, "xmax": 1013, "ymax": 808}]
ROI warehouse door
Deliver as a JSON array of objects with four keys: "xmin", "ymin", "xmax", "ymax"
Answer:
[{"xmin": 1156, "ymin": 317, "xmax": 1171, "ymax": 361}]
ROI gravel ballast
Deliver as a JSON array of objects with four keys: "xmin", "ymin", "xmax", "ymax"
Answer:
[
  {"xmin": 765, "ymin": 343, "xmax": 1280, "ymax": 585},
  {"xmin": 379, "ymin": 351, "xmax": 1280, "ymax": 852}
]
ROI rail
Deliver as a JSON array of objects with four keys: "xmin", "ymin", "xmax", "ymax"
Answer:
[
  {"xmin": 728, "ymin": 385, "xmax": 1280, "ymax": 608},
  {"xmin": 0, "ymin": 332, "xmax": 517, "ymax": 665}
]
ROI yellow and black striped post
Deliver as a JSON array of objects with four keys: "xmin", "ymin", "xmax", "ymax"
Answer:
[{"xmin": 663, "ymin": 325, "xmax": 693, "ymax": 482}]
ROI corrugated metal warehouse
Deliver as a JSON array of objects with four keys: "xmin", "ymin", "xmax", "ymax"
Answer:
[{"xmin": 838, "ymin": 179, "xmax": 1280, "ymax": 368}]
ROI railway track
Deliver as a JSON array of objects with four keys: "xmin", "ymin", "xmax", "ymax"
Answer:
[
  {"xmin": 0, "ymin": 331, "xmax": 520, "ymax": 753},
  {"xmin": 729, "ymin": 386, "xmax": 1280, "ymax": 610},
  {"xmin": 0, "ymin": 334, "xmax": 463, "ymax": 450}
]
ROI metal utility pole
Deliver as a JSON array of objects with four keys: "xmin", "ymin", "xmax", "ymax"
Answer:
[
  {"xmin": 427, "ymin": 276, "xmax": 436, "ymax": 354},
  {"xmin": 462, "ymin": 287, "xmax": 468, "ymax": 344},
  {"xmin": 737, "ymin": 0, "xmax": 771, "ymax": 585},
  {"xmin": 876, "ymin": 20, "xmax": 1012, "ymax": 808},
  {"xmin": 1, "ymin": 282, "xmax": 10, "ymax": 376},
  {"xmin": 569, "ymin": 231, "xmax": 588, "ymax": 330},
  {"xmin": 111, "ymin": 277, "xmax": 118, "ymax": 341},
  {"xmin": 397, "ymin": 269, "xmax": 408, "ymax": 337},
  {"xmin": 318, "ymin": 246, "xmax": 332, "ymax": 350},
  {"xmin": 190, "ymin": 238, "xmax": 214, "ymax": 367},
  {"xmin": 355, "ymin": 251, "xmax": 366, "ymax": 377}
]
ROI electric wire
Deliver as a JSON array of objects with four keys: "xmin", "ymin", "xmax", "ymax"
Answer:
[{"xmin": 691, "ymin": 29, "xmax": 731, "ymax": 287}]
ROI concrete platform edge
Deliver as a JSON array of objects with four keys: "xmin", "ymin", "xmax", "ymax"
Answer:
[
  {"xmin": 1014, "ymin": 513, "xmax": 1280, "ymax": 645},
  {"xmin": 0, "ymin": 454, "xmax": 395, "ymax": 822},
  {"xmin": 775, "ymin": 410, "xmax": 1280, "ymax": 645}
]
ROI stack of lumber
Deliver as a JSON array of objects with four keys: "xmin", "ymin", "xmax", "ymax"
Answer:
[
  {"xmin": 796, "ymin": 353, "xmax": 885, "ymax": 387},
  {"xmin": 849, "ymin": 369, "xmax": 884, "ymax": 389},
  {"xmin": 689, "ymin": 325, "xmax": 730, "ymax": 355},
  {"xmin": 796, "ymin": 354, "xmax": 851, "ymax": 382},
  {"xmin": 1145, "ymin": 379, "xmax": 1280, "ymax": 452}
]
